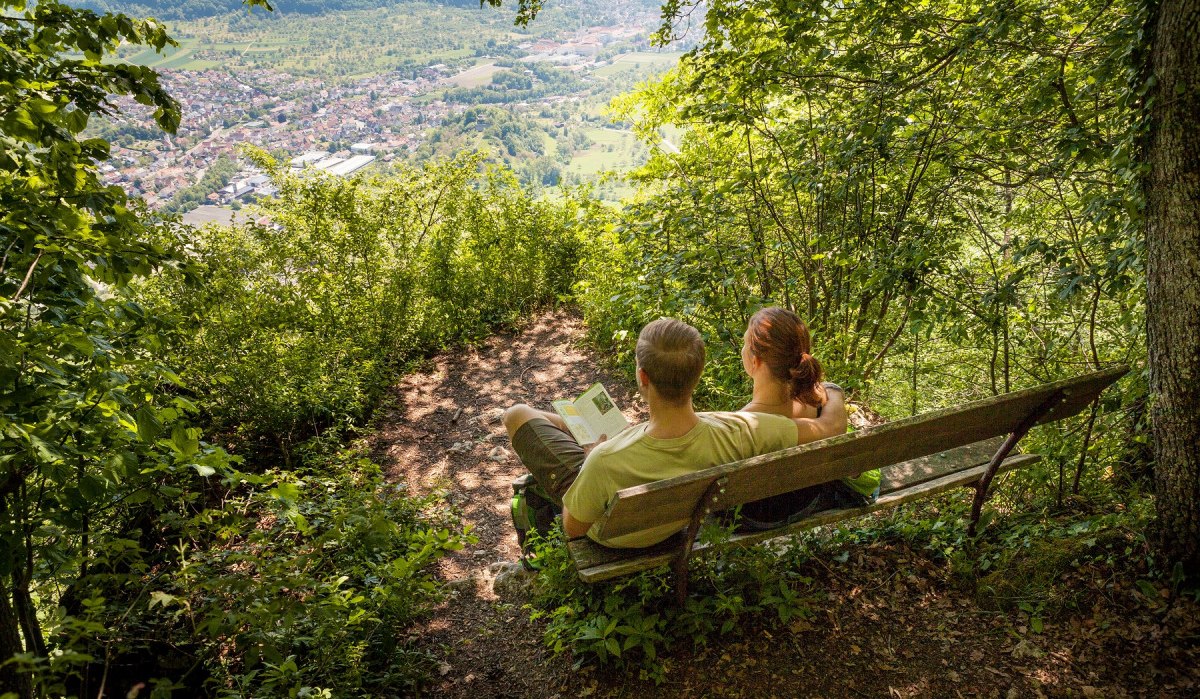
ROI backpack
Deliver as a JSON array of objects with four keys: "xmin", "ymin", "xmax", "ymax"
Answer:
[{"xmin": 510, "ymin": 473, "xmax": 559, "ymax": 569}]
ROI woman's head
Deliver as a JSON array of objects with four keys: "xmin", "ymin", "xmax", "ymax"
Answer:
[{"xmin": 742, "ymin": 307, "xmax": 824, "ymax": 406}]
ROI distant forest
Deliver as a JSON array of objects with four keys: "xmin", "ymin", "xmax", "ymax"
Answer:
[{"xmin": 77, "ymin": 0, "xmax": 490, "ymax": 21}]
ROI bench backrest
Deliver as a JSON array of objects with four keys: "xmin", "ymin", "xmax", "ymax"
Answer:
[{"xmin": 590, "ymin": 366, "xmax": 1127, "ymax": 541}]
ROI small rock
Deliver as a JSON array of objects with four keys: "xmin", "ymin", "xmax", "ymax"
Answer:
[
  {"xmin": 444, "ymin": 574, "xmax": 476, "ymax": 593},
  {"xmin": 479, "ymin": 407, "xmax": 505, "ymax": 424},
  {"xmin": 438, "ymin": 662, "xmax": 451, "ymax": 676},
  {"xmin": 492, "ymin": 561, "xmax": 533, "ymax": 596},
  {"xmin": 487, "ymin": 446, "xmax": 510, "ymax": 463},
  {"xmin": 472, "ymin": 549, "xmax": 490, "ymax": 558},
  {"xmin": 1011, "ymin": 638, "xmax": 1044, "ymax": 659},
  {"xmin": 447, "ymin": 441, "xmax": 472, "ymax": 454}
]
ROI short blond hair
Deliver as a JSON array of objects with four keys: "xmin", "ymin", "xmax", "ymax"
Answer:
[{"xmin": 635, "ymin": 318, "xmax": 705, "ymax": 405}]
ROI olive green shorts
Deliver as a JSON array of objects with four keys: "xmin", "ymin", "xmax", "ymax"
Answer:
[{"xmin": 511, "ymin": 417, "xmax": 585, "ymax": 506}]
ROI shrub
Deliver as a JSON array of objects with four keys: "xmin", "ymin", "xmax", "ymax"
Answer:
[
  {"xmin": 52, "ymin": 448, "xmax": 472, "ymax": 697},
  {"xmin": 526, "ymin": 524, "xmax": 816, "ymax": 683}
]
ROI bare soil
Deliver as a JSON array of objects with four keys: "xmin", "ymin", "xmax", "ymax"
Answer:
[{"xmin": 374, "ymin": 309, "xmax": 1200, "ymax": 699}]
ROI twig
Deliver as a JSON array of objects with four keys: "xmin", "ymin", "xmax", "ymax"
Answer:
[
  {"xmin": 11, "ymin": 251, "xmax": 42, "ymax": 302},
  {"xmin": 1071, "ymin": 398, "xmax": 1101, "ymax": 495}
]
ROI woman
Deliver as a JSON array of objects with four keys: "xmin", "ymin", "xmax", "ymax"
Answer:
[{"xmin": 736, "ymin": 306, "xmax": 880, "ymax": 530}]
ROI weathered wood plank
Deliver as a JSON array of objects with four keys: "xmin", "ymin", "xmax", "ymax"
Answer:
[
  {"xmin": 879, "ymin": 437, "xmax": 1003, "ymax": 493},
  {"xmin": 591, "ymin": 367, "xmax": 1124, "ymax": 540},
  {"xmin": 572, "ymin": 453, "xmax": 1041, "ymax": 582},
  {"xmin": 569, "ymin": 439, "xmax": 1006, "ymax": 572}
]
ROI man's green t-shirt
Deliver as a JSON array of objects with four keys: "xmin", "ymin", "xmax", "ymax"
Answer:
[{"xmin": 563, "ymin": 411, "xmax": 798, "ymax": 548}]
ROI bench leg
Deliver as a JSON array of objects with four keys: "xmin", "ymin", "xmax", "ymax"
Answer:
[
  {"xmin": 968, "ymin": 391, "xmax": 1065, "ymax": 537},
  {"xmin": 672, "ymin": 551, "xmax": 690, "ymax": 607},
  {"xmin": 673, "ymin": 477, "xmax": 728, "ymax": 606}
]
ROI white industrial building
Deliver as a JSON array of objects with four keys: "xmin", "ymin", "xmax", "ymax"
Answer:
[
  {"xmin": 289, "ymin": 151, "xmax": 330, "ymax": 168},
  {"xmin": 312, "ymin": 156, "xmax": 346, "ymax": 170},
  {"xmin": 324, "ymin": 155, "xmax": 375, "ymax": 177}
]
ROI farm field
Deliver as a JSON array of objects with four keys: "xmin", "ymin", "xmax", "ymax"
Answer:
[
  {"xmin": 593, "ymin": 50, "xmax": 682, "ymax": 77},
  {"xmin": 443, "ymin": 62, "xmax": 504, "ymax": 88},
  {"xmin": 115, "ymin": 2, "xmax": 655, "ymax": 80},
  {"xmin": 566, "ymin": 126, "xmax": 644, "ymax": 176}
]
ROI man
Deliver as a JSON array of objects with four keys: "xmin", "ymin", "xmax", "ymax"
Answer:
[{"xmin": 503, "ymin": 317, "xmax": 847, "ymax": 548}]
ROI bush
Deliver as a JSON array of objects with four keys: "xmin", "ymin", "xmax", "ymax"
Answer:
[
  {"xmin": 177, "ymin": 450, "xmax": 472, "ymax": 696},
  {"xmin": 47, "ymin": 448, "xmax": 472, "ymax": 697},
  {"xmin": 137, "ymin": 153, "xmax": 593, "ymax": 457}
]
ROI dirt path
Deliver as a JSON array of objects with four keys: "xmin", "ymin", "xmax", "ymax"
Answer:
[{"xmin": 374, "ymin": 309, "xmax": 1200, "ymax": 699}]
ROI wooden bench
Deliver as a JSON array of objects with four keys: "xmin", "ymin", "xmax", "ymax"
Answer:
[{"xmin": 567, "ymin": 366, "xmax": 1128, "ymax": 603}]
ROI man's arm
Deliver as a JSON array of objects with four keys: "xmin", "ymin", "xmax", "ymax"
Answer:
[
  {"xmin": 561, "ymin": 506, "xmax": 592, "ymax": 538},
  {"xmin": 793, "ymin": 383, "xmax": 847, "ymax": 443},
  {"xmin": 791, "ymin": 400, "xmax": 820, "ymax": 419},
  {"xmin": 560, "ymin": 437, "xmax": 612, "ymax": 539}
]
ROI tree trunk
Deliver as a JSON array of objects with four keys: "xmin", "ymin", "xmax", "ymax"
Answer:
[
  {"xmin": 0, "ymin": 577, "xmax": 32, "ymax": 699},
  {"xmin": 1146, "ymin": 0, "xmax": 1200, "ymax": 577}
]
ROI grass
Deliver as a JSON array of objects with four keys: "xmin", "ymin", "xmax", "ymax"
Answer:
[
  {"xmin": 445, "ymin": 62, "xmax": 504, "ymax": 88},
  {"xmin": 565, "ymin": 126, "xmax": 643, "ymax": 176},
  {"xmin": 593, "ymin": 51, "xmax": 681, "ymax": 77}
]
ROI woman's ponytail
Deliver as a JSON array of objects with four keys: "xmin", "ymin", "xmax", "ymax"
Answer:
[
  {"xmin": 789, "ymin": 352, "xmax": 824, "ymax": 407},
  {"xmin": 746, "ymin": 307, "xmax": 826, "ymax": 407}
]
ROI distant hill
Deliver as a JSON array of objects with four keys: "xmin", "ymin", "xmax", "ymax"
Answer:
[{"xmin": 76, "ymin": 1, "xmax": 489, "ymax": 21}]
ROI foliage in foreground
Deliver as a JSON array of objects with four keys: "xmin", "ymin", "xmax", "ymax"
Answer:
[
  {"xmin": 147, "ymin": 450, "xmax": 470, "ymax": 697},
  {"xmin": 527, "ymin": 524, "xmax": 817, "ymax": 683},
  {"xmin": 1, "ymin": 2, "xmax": 580, "ymax": 695},
  {"xmin": 0, "ymin": 2, "xmax": 215, "ymax": 695}
]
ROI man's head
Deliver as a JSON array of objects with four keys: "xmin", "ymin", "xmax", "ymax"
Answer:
[{"xmin": 635, "ymin": 318, "xmax": 705, "ymax": 406}]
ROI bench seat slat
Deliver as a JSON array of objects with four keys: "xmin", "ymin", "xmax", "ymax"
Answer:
[
  {"xmin": 591, "ymin": 367, "xmax": 1123, "ymax": 541},
  {"xmin": 567, "ymin": 437, "xmax": 1005, "ymax": 573},
  {"xmin": 878, "ymin": 436, "xmax": 1003, "ymax": 493},
  {"xmin": 570, "ymin": 453, "xmax": 1040, "ymax": 582}
]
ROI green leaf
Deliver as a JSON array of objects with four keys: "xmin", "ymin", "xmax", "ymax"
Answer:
[
  {"xmin": 135, "ymin": 406, "xmax": 163, "ymax": 442},
  {"xmin": 171, "ymin": 424, "xmax": 199, "ymax": 458},
  {"xmin": 79, "ymin": 474, "xmax": 106, "ymax": 500},
  {"xmin": 270, "ymin": 481, "xmax": 302, "ymax": 503}
]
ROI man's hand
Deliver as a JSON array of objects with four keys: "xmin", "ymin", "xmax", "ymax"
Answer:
[{"xmin": 582, "ymin": 433, "xmax": 608, "ymax": 457}]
